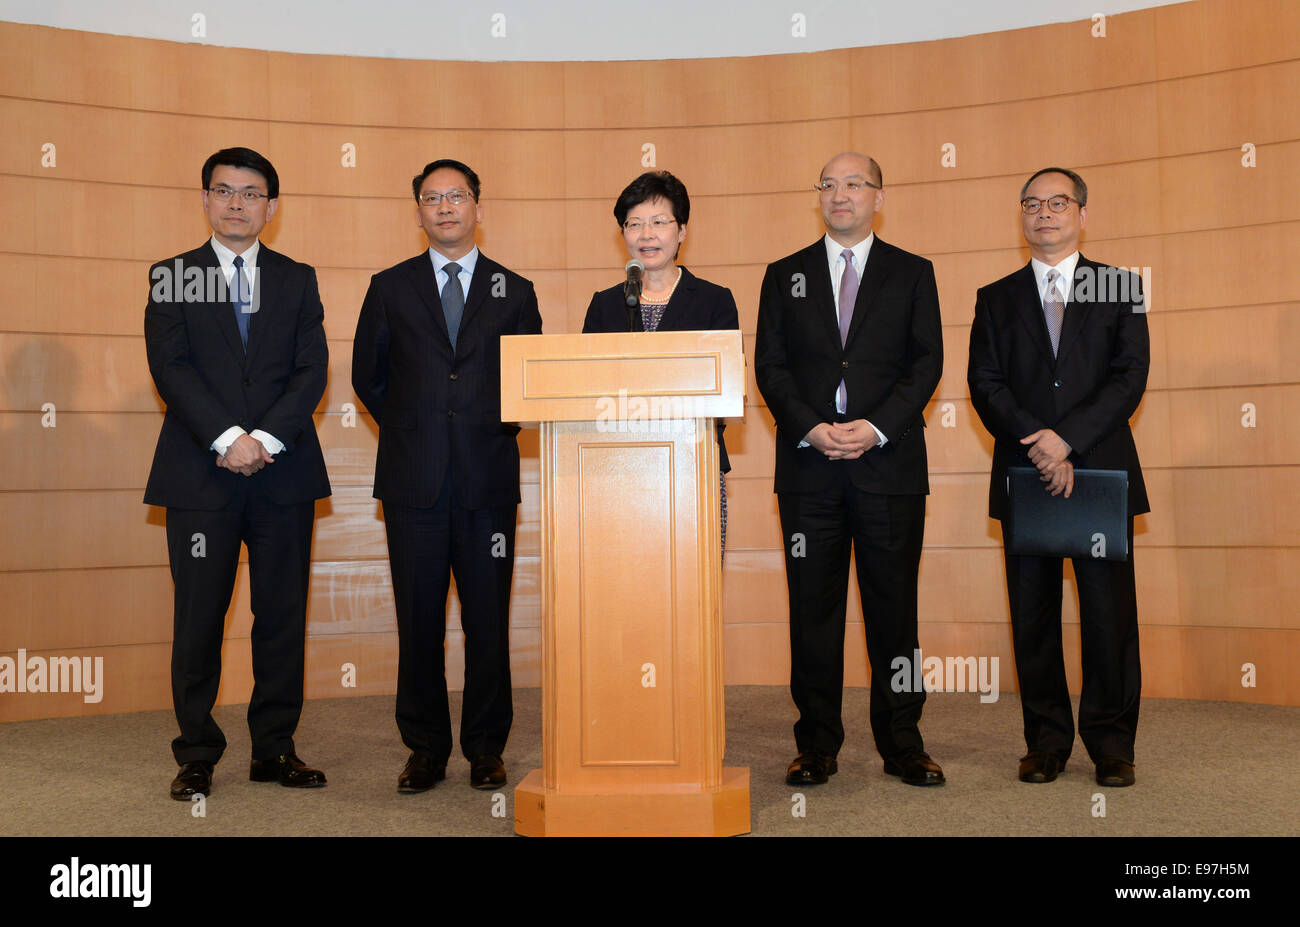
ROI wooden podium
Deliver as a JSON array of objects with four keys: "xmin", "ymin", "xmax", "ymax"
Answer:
[{"xmin": 501, "ymin": 331, "xmax": 750, "ymax": 836}]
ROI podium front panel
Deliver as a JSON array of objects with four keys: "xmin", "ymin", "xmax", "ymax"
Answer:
[{"xmin": 541, "ymin": 419, "xmax": 723, "ymax": 792}]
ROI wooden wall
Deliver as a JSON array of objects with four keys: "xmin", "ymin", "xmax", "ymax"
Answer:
[{"xmin": 2, "ymin": 0, "xmax": 1296, "ymax": 722}]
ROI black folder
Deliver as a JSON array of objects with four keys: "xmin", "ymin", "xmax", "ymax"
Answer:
[{"xmin": 1004, "ymin": 466, "xmax": 1129, "ymax": 562}]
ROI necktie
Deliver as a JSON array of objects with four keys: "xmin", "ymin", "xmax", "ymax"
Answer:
[
  {"xmin": 1044, "ymin": 268, "xmax": 1064, "ymax": 357},
  {"xmin": 232, "ymin": 255, "xmax": 250, "ymax": 350},
  {"xmin": 442, "ymin": 261, "xmax": 465, "ymax": 352},
  {"xmin": 836, "ymin": 249, "xmax": 858, "ymax": 412}
]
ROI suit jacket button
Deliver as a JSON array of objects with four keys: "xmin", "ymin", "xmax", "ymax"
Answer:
[
  {"xmin": 842, "ymin": 361, "xmax": 849, "ymax": 368},
  {"xmin": 449, "ymin": 372, "xmax": 458, "ymax": 380},
  {"xmin": 448, "ymin": 409, "xmax": 456, "ymax": 418},
  {"xmin": 243, "ymin": 378, "xmax": 252, "ymax": 386},
  {"xmin": 1053, "ymin": 379, "xmax": 1062, "ymax": 388}
]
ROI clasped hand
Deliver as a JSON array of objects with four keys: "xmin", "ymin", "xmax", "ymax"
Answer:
[
  {"xmin": 217, "ymin": 433, "xmax": 275, "ymax": 477},
  {"xmin": 804, "ymin": 420, "xmax": 877, "ymax": 460}
]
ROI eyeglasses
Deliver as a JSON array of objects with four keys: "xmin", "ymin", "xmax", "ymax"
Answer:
[
  {"xmin": 208, "ymin": 186, "xmax": 270, "ymax": 202},
  {"xmin": 622, "ymin": 217, "xmax": 678, "ymax": 233},
  {"xmin": 419, "ymin": 190, "xmax": 474, "ymax": 206},
  {"xmin": 814, "ymin": 179, "xmax": 881, "ymax": 194},
  {"xmin": 1021, "ymin": 195, "xmax": 1079, "ymax": 215}
]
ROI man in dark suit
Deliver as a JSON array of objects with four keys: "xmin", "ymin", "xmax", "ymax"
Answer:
[
  {"xmin": 145, "ymin": 147, "xmax": 331, "ymax": 800},
  {"xmin": 755, "ymin": 152, "xmax": 945, "ymax": 787},
  {"xmin": 967, "ymin": 167, "xmax": 1148, "ymax": 788},
  {"xmin": 352, "ymin": 159, "xmax": 542, "ymax": 793}
]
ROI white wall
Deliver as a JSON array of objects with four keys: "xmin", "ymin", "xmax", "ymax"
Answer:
[{"xmin": 0, "ymin": 0, "xmax": 1191, "ymax": 60}]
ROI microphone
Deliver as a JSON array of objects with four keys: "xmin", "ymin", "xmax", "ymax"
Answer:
[{"xmin": 623, "ymin": 259, "xmax": 644, "ymax": 330}]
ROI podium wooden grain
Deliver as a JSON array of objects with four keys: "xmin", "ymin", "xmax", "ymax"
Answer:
[{"xmin": 501, "ymin": 331, "xmax": 750, "ymax": 836}]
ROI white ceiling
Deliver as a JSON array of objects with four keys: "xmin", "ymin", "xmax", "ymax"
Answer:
[{"xmin": 0, "ymin": 0, "xmax": 1191, "ymax": 61}]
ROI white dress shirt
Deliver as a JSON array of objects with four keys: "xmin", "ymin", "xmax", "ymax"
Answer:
[
  {"xmin": 428, "ymin": 244, "xmax": 479, "ymax": 301},
  {"xmin": 1030, "ymin": 250, "xmax": 1080, "ymax": 309}
]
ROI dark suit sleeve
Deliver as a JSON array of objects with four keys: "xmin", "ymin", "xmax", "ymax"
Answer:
[
  {"xmin": 967, "ymin": 286, "xmax": 1047, "ymax": 441},
  {"xmin": 352, "ymin": 274, "xmax": 391, "ymax": 426},
  {"xmin": 865, "ymin": 258, "xmax": 943, "ymax": 441},
  {"xmin": 518, "ymin": 278, "xmax": 543, "ymax": 335},
  {"xmin": 253, "ymin": 267, "xmax": 328, "ymax": 453},
  {"xmin": 503, "ymin": 276, "xmax": 543, "ymax": 434},
  {"xmin": 144, "ymin": 267, "xmax": 237, "ymax": 450},
  {"xmin": 704, "ymin": 283, "xmax": 741, "ymax": 460},
  {"xmin": 581, "ymin": 292, "xmax": 601, "ymax": 333},
  {"xmin": 712, "ymin": 285, "xmax": 740, "ymax": 331},
  {"xmin": 1054, "ymin": 277, "xmax": 1149, "ymax": 456},
  {"xmin": 755, "ymin": 262, "xmax": 826, "ymax": 445}
]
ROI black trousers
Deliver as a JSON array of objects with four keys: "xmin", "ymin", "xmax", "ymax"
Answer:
[
  {"xmin": 166, "ymin": 483, "xmax": 316, "ymax": 765},
  {"xmin": 1002, "ymin": 519, "xmax": 1140, "ymax": 763},
  {"xmin": 384, "ymin": 472, "xmax": 516, "ymax": 764},
  {"xmin": 778, "ymin": 466, "xmax": 928, "ymax": 760}
]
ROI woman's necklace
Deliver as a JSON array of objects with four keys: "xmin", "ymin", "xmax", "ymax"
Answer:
[{"xmin": 641, "ymin": 267, "xmax": 683, "ymax": 304}]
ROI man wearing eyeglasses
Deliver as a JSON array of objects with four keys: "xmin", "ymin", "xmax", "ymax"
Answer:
[
  {"xmin": 755, "ymin": 151, "xmax": 945, "ymax": 788},
  {"xmin": 145, "ymin": 147, "xmax": 331, "ymax": 800},
  {"xmin": 352, "ymin": 159, "xmax": 542, "ymax": 793},
  {"xmin": 967, "ymin": 167, "xmax": 1149, "ymax": 787}
]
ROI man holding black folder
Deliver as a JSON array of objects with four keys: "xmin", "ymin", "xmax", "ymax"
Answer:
[{"xmin": 967, "ymin": 167, "xmax": 1149, "ymax": 787}]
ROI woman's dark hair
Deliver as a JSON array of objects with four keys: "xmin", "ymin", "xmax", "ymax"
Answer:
[{"xmin": 614, "ymin": 171, "xmax": 690, "ymax": 227}]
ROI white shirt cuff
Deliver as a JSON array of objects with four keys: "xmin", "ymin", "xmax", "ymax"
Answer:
[
  {"xmin": 800, "ymin": 423, "xmax": 887, "ymax": 449},
  {"xmin": 211, "ymin": 426, "xmax": 246, "ymax": 456},
  {"xmin": 249, "ymin": 429, "xmax": 284, "ymax": 456}
]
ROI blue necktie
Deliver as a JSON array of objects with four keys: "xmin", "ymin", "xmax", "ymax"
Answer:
[
  {"xmin": 232, "ymin": 255, "xmax": 251, "ymax": 350},
  {"xmin": 442, "ymin": 261, "xmax": 465, "ymax": 352}
]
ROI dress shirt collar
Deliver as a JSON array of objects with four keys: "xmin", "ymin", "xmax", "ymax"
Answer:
[
  {"xmin": 824, "ymin": 232, "xmax": 873, "ymax": 274},
  {"xmin": 208, "ymin": 235, "xmax": 259, "ymax": 270},
  {"xmin": 428, "ymin": 245, "xmax": 479, "ymax": 279},
  {"xmin": 1030, "ymin": 251, "xmax": 1080, "ymax": 305}
]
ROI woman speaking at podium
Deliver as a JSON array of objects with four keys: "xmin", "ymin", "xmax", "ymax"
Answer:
[{"xmin": 582, "ymin": 171, "xmax": 740, "ymax": 553}]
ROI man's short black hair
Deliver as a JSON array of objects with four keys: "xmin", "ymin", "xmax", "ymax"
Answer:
[
  {"xmin": 613, "ymin": 171, "xmax": 690, "ymax": 227},
  {"xmin": 1020, "ymin": 167, "xmax": 1088, "ymax": 206},
  {"xmin": 202, "ymin": 147, "xmax": 279, "ymax": 199},
  {"xmin": 412, "ymin": 159, "xmax": 481, "ymax": 202}
]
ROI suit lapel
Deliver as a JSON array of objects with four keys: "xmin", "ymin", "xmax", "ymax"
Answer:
[
  {"xmin": 801, "ymin": 242, "xmax": 842, "ymax": 348},
  {"xmin": 459, "ymin": 251, "xmax": 494, "ymax": 337},
  {"xmin": 406, "ymin": 253, "xmax": 453, "ymax": 352},
  {"xmin": 843, "ymin": 237, "xmax": 893, "ymax": 350},
  {"xmin": 1012, "ymin": 262, "xmax": 1056, "ymax": 364},
  {"xmin": 243, "ymin": 245, "xmax": 280, "ymax": 371},
  {"xmin": 198, "ymin": 241, "xmax": 247, "ymax": 364},
  {"xmin": 1055, "ymin": 256, "xmax": 1095, "ymax": 365},
  {"xmin": 656, "ymin": 267, "xmax": 698, "ymax": 330}
]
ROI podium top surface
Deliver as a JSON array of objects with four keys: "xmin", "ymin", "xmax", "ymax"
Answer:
[{"xmin": 500, "ymin": 330, "xmax": 745, "ymax": 423}]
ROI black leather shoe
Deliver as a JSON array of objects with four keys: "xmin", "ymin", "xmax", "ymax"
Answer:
[
  {"xmin": 249, "ymin": 753, "xmax": 326, "ymax": 788},
  {"xmin": 1095, "ymin": 756, "xmax": 1136, "ymax": 787},
  {"xmin": 1018, "ymin": 751, "xmax": 1064, "ymax": 783},
  {"xmin": 883, "ymin": 750, "xmax": 945, "ymax": 786},
  {"xmin": 785, "ymin": 752, "xmax": 837, "ymax": 785},
  {"xmin": 398, "ymin": 753, "xmax": 446, "ymax": 793},
  {"xmin": 170, "ymin": 761, "xmax": 214, "ymax": 800},
  {"xmin": 469, "ymin": 754, "xmax": 507, "ymax": 790}
]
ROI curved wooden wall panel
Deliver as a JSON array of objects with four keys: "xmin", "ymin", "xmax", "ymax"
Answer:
[{"xmin": 1, "ymin": 0, "xmax": 1296, "ymax": 723}]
